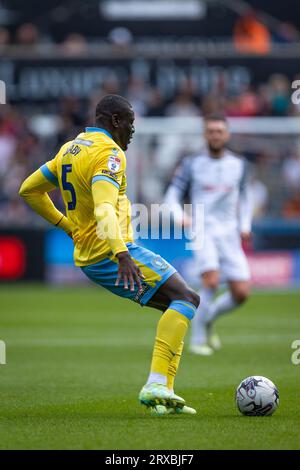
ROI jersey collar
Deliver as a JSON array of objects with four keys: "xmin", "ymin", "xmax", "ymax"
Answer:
[{"xmin": 85, "ymin": 127, "xmax": 113, "ymax": 140}]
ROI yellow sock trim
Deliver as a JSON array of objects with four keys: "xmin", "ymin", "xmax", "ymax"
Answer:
[{"xmin": 150, "ymin": 309, "xmax": 189, "ymax": 377}]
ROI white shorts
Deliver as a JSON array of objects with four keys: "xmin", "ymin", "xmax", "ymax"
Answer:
[{"xmin": 194, "ymin": 230, "xmax": 251, "ymax": 282}]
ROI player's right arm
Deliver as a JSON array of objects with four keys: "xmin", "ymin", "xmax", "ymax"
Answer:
[
  {"xmin": 164, "ymin": 156, "xmax": 192, "ymax": 226},
  {"xmin": 91, "ymin": 149, "xmax": 144, "ymax": 292}
]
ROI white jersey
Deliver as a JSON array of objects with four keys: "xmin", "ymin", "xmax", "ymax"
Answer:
[{"xmin": 165, "ymin": 150, "xmax": 253, "ymax": 236}]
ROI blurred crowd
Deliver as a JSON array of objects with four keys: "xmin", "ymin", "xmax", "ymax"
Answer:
[
  {"xmin": 0, "ymin": 23, "xmax": 89, "ymax": 55},
  {"xmin": 1, "ymin": 69, "xmax": 300, "ymax": 226},
  {"xmin": 0, "ymin": 7, "xmax": 299, "ymax": 54},
  {"xmin": 150, "ymin": 73, "xmax": 299, "ymax": 119}
]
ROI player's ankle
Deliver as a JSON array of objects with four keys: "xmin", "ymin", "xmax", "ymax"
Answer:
[{"xmin": 146, "ymin": 373, "xmax": 167, "ymax": 386}]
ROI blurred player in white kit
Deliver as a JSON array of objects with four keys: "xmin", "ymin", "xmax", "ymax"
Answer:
[{"xmin": 164, "ymin": 114, "xmax": 253, "ymax": 355}]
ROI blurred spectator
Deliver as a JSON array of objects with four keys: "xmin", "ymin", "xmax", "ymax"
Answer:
[
  {"xmin": 88, "ymin": 78, "xmax": 121, "ymax": 123},
  {"xmin": 237, "ymin": 86, "xmax": 260, "ymax": 116},
  {"xmin": 282, "ymin": 152, "xmax": 300, "ymax": 190},
  {"xmin": 282, "ymin": 190, "xmax": 300, "ymax": 219},
  {"xmin": 225, "ymin": 95, "xmax": 242, "ymax": 117},
  {"xmin": 16, "ymin": 23, "xmax": 39, "ymax": 46},
  {"xmin": 126, "ymin": 76, "xmax": 150, "ymax": 117},
  {"xmin": 165, "ymin": 92, "xmax": 200, "ymax": 117},
  {"xmin": 234, "ymin": 9, "xmax": 271, "ymax": 55},
  {"xmin": 0, "ymin": 27, "xmax": 10, "ymax": 48},
  {"xmin": 108, "ymin": 27, "xmax": 133, "ymax": 48},
  {"xmin": 256, "ymin": 85, "xmax": 272, "ymax": 116},
  {"xmin": 226, "ymin": 87, "xmax": 260, "ymax": 117},
  {"xmin": 201, "ymin": 94, "xmax": 225, "ymax": 117},
  {"xmin": 0, "ymin": 197, "xmax": 31, "ymax": 226},
  {"xmin": 165, "ymin": 81, "xmax": 200, "ymax": 117},
  {"xmin": 268, "ymin": 74, "xmax": 291, "ymax": 116},
  {"xmin": 56, "ymin": 116, "xmax": 76, "ymax": 147},
  {"xmin": 54, "ymin": 97, "xmax": 86, "ymax": 146},
  {"xmin": 147, "ymin": 89, "xmax": 166, "ymax": 117},
  {"xmin": 60, "ymin": 97, "xmax": 85, "ymax": 127},
  {"xmin": 61, "ymin": 33, "xmax": 88, "ymax": 56},
  {"xmin": 274, "ymin": 22, "xmax": 300, "ymax": 43}
]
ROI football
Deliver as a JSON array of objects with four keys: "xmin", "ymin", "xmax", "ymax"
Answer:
[{"xmin": 236, "ymin": 376, "xmax": 279, "ymax": 416}]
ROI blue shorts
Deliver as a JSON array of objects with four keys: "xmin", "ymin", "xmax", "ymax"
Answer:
[{"xmin": 81, "ymin": 243, "xmax": 177, "ymax": 306}]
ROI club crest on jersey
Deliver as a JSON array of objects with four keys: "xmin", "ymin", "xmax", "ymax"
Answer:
[
  {"xmin": 151, "ymin": 256, "xmax": 169, "ymax": 271},
  {"xmin": 107, "ymin": 155, "xmax": 121, "ymax": 172}
]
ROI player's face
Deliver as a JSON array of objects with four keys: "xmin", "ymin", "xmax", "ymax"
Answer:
[
  {"xmin": 118, "ymin": 108, "xmax": 135, "ymax": 151},
  {"xmin": 204, "ymin": 121, "xmax": 230, "ymax": 153}
]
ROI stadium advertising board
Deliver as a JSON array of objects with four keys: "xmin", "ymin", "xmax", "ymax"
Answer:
[
  {"xmin": 45, "ymin": 229, "xmax": 300, "ymax": 288},
  {"xmin": 1, "ymin": 56, "xmax": 300, "ymax": 103},
  {"xmin": 0, "ymin": 230, "xmax": 44, "ymax": 281}
]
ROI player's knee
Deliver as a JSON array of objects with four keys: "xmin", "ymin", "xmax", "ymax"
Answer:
[
  {"xmin": 169, "ymin": 289, "xmax": 199, "ymax": 320},
  {"xmin": 202, "ymin": 272, "xmax": 219, "ymax": 291},
  {"xmin": 182, "ymin": 288, "xmax": 200, "ymax": 309}
]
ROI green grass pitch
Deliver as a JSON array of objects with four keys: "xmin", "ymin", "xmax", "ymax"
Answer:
[{"xmin": 0, "ymin": 284, "xmax": 299, "ymax": 450}]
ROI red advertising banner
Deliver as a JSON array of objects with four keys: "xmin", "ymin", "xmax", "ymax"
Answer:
[
  {"xmin": 0, "ymin": 237, "xmax": 26, "ymax": 280},
  {"xmin": 248, "ymin": 253, "xmax": 293, "ymax": 287}
]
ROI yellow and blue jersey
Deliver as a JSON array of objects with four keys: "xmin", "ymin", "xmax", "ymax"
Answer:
[
  {"xmin": 39, "ymin": 126, "xmax": 176, "ymax": 306},
  {"xmin": 40, "ymin": 128, "xmax": 133, "ymax": 266}
]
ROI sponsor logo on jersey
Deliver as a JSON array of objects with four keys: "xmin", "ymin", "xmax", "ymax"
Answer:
[
  {"xmin": 100, "ymin": 169, "xmax": 118, "ymax": 180},
  {"xmin": 108, "ymin": 155, "xmax": 121, "ymax": 172},
  {"xmin": 112, "ymin": 148, "xmax": 119, "ymax": 156}
]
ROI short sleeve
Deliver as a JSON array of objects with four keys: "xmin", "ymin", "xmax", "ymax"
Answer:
[
  {"xmin": 40, "ymin": 155, "xmax": 59, "ymax": 187},
  {"xmin": 91, "ymin": 145, "xmax": 126, "ymax": 191}
]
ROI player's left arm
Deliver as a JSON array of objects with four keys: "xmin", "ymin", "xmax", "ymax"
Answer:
[
  {"xmin": 239, "ymin": 159, "xmax": 253, "ymax": 241},
  {"xmin": 19, "ymin": 159, "xmax": 73, "ymax": 236}
]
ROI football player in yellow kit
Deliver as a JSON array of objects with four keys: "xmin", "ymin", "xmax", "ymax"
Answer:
[{"xmin": 19, "ymin": 95, "xmax": 199, "ymax": 416}]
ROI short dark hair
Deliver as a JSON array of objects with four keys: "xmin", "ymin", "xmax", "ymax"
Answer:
[
  {"xmin": 204, "ymin": 113, "xmax": 228, "ymax": 124},
  {"xmin": 95, "ymin": 94, "xmax": 132, "ymax": 126}
]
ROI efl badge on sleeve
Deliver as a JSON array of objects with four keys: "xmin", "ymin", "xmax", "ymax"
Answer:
[{"xmin": 108, "ymin": 156, "xmax": 121, "ymax": 172}]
